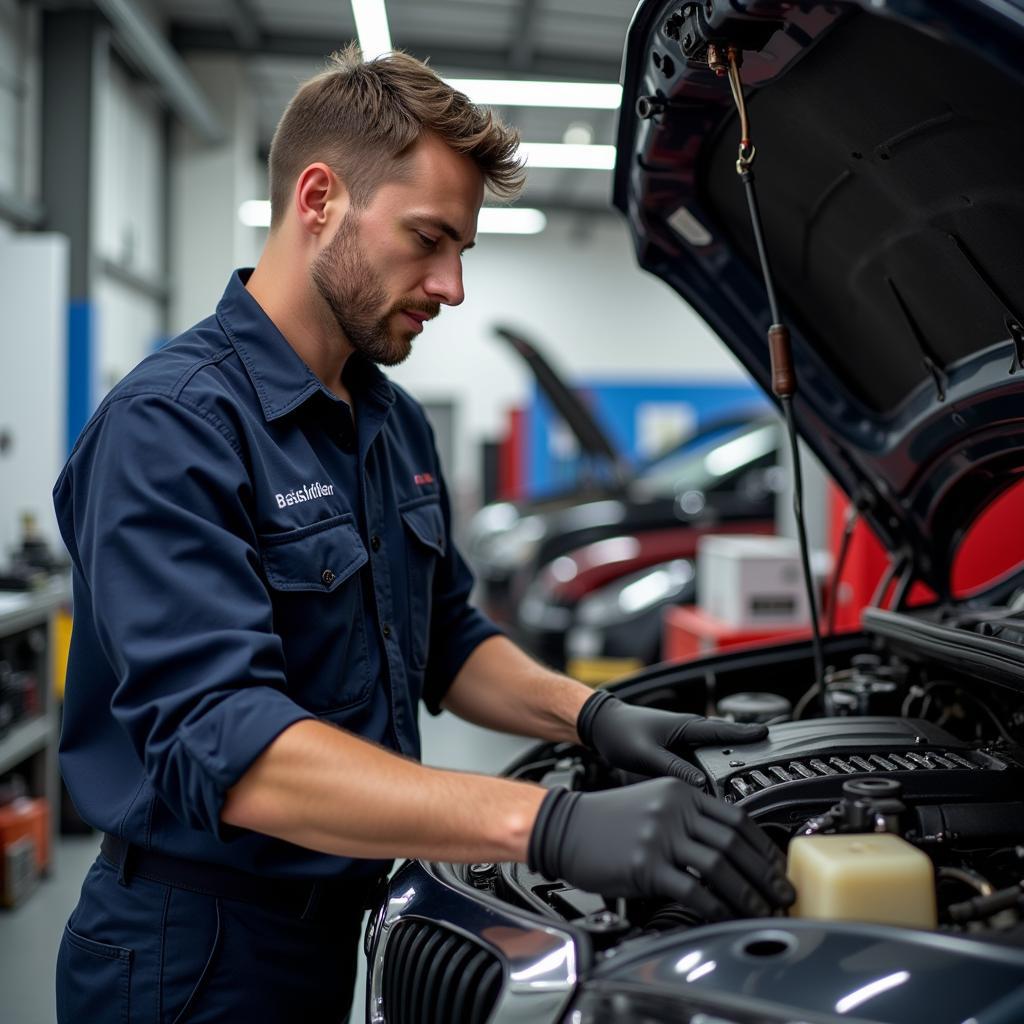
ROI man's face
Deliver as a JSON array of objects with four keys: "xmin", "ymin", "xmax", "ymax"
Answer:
[{"xmin": 310, "ymin": 133, "xmax": 485, "ymax": 366}]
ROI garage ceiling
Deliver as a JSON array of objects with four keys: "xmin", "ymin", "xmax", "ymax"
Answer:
[{"xmin": 156, "ymin": 0, "xmax": 637, "ymax": 212}]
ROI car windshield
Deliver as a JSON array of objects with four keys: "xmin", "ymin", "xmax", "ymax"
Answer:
[{"xmin": 633, "ymin": 420, "xmax": 778, "ymax": 498}]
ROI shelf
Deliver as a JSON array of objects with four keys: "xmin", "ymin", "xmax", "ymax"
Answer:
[
  {"xmin": 0, "ymin": 577, "xmax": 70, "ymax": 637},
  {"xmin": 0, "ymin": 715, "xmax": 54, "ymax": 777}
]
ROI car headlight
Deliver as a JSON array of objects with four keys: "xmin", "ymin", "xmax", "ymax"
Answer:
[
  {"xmin": 468, "ymin": 506, "xmax": 548, "ymax": 575},
  {"xmin": 468, "ymin": 502, "xmax": 520, "ymax": 539},
  {"xmin": 575, "ymin": 559, "xmax": 695, "ymax": 628},
  {"xmin": 518, "ymin": 575, "xmax": 573, "ymax": 631}
]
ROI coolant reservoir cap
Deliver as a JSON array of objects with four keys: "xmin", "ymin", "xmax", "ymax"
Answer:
[
  {"xmin": 842, "ymin": 777, "xmax": 902, "ymax": 800},
  {"xmin": 717, "ymin": 692, "xmax": 792, "ymax": 724}
]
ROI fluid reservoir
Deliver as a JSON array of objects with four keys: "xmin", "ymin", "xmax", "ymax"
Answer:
[{"xmin": 787, "ymin": 833, "xmax": 937, "ymax": 929}]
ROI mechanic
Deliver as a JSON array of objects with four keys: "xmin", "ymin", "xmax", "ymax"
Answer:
[{"xmin": 53, "ymin": 46, "xmax": 795, "ymax": 1024}]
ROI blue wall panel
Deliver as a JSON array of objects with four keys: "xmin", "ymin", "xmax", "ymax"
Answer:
[
  {"xmin": 66, "ymin": 301, "xmax": 95, "ymax": 455},
  {"xmin": 526, "ymin": 378, "xmax": 768, "ymax": 497}
]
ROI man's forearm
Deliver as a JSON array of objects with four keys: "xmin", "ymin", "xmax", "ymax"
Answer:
[
  {"xmin": 221, "ymin": 718, "xmax": 545, "ymax": 862},
  {"xmin": 441, "ymin": 635, "xmax": 593, "ymax": 744}
]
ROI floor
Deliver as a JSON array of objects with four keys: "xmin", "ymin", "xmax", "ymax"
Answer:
[{"xmin": 0, "ymin": 710, "xmax": 534, "ymax": 1023}]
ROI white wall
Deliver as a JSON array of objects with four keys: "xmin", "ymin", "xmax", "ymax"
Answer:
[
  {"xmin": 0, "ymin": 4, "xmax": 61, "ymax": 563},
  {"xmin": 94, "ymin": 277, "xmax": 165, "ymax": 397},
  {"xmin": 93, "ymin": 57, "xmax": 167, "ymax": 398},
  {"xmin": 0, "ymin": 232, "xmax": 68, "ymax": 557},
  {"xmin": 95, "ymin": 58, "xmax": 164, "ymax": 282},
  {"xmin": 388, "ymin": 211, "xmax": 750, "ymax": 494},
  {"xmin": 169, "ymin": 54, "xmax": 265, "ymax": 334}
]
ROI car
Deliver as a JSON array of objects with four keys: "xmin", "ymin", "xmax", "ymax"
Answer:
[
  {"xmin": 365, "ymin": 1, "xmax": 1024, "ymax": 1022},
  {"xmin": 467, "ymin": 326, "xmax": 775, "ymax": 624},
  {"xmin": 514, "ymin": 415, "xmax": 781, "ymax": 672}
]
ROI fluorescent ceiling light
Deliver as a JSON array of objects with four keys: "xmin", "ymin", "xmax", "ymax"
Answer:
[
  {"xmin": 477, "ymin": 207, "xmax": 546, "ymax": 234},
  {"xmin": 445, "ymin": 78, "xmax": 622, "ymax": 110},
  {"xmin": 351, "ymin": 0, "xmax": 392, "ymax": 59},
  {"xmin": 517, "ymin": 142, "xmax": 616, "ymax": 170},
  {"xmin": 239, "ymin": 200, "xmax": 546, "ymax": 235},
  {"xmin": 238, "ymin": 199, "xmax": 271, "ymax": 227}
]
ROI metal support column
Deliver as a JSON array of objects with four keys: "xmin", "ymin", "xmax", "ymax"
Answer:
[{"xmin": 41, "ymin": 9, "xmax": 108, "ymax": 451}]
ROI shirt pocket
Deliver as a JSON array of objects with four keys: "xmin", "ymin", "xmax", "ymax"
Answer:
[
  {"xmin": 259, "ymin": 514, "xmax": 374, "ymax": 712},
  {"xmin": 399, "ymin": 498, "xmax": 447, "ymax": 670}
]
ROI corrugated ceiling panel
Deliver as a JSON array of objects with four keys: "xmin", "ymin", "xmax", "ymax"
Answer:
[
  {"xmin": 388, "ymin": 0, "xmax": 517, "ymax": 49},
  {"xmin": 158, "ymin": 0, "xmax": 234, "ymax": 25},
  {"xmin": 159, "ymin": 0, "xmax": 630, "ymax": 208},
  {"xmin": 535, "ymin": 9, "xmax": 634, "ymax": 58},
  {"xmin": 251, "ymin": 0, "xmax": 357, "ymax": 35}
]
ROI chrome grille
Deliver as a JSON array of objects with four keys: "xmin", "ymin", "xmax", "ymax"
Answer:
[{"xmin": 381, "ymin": 919, "xmax": 503, "ymax": 1024}]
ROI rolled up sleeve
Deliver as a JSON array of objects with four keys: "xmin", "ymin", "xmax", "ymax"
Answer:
[{"xmin": 56, "ymin": 393, "xmax": 314, "ymax": 835}]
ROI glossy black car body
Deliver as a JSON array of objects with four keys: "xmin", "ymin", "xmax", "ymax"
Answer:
[{"xmin": 367, "ymin": 1, "xmax": 1024, "ymax": 1021}]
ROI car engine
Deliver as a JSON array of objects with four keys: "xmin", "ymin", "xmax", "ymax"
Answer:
[{"xmin": 456, "ymin": 619, "xmax": 1024, "ymax": 954}]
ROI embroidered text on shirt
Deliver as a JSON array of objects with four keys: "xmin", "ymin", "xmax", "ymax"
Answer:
[{"xmin": 275, "ymin": 481, "xmax": 335, "ymax": 508}]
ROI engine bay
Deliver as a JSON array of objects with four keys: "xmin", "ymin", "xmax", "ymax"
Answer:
[{"xmin": 454, "ymin": 611, "xmax": 1024, "ymax": 953}]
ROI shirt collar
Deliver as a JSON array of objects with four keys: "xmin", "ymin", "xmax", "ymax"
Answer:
[{"xmin": 216, "ymin": 269, "xmax": 395, "ymax": 422}]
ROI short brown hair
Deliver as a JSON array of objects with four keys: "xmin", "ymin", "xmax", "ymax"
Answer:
[{"xmin": 268, "ymin": 44, "xmax": 525, "ymax": 227}]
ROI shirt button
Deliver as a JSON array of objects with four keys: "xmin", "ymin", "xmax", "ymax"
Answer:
[
  {"xmin": 321, "ymin": 569, "xmax": 336, "ymax": 585},
  {"xmin": 382, "ymin": 624, "xmax": 392, "ymax": 638},
  {"xmin": 370, "ymin": 535, "xmax": 381, "ymax": 552}
]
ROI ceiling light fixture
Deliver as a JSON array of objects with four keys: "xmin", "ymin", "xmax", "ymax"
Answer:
[
  {"xmin": 517, "ymin": 142, "xmax": 616, "ymax": 170},
  {"xmin": 351, "ymin": 0, "xmax": 392, "ymax": 59},
  {"xmin": 444, "ymin": 78, "xmax": 622, "ymax": 110},
  {"xmin": 478, "ymin": 208, "xmax": 547, "ymax": 234},
  {"xmin": 238, "ymin": 201, "xmax": 547, "ymax": 235},
  {"xmin": 562, "ymin": 122, "xmax": 595, "ymax": 146}
]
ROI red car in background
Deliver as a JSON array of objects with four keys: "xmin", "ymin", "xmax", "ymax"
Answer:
[
  {"xmin": 513, "ymin": 416, "xmax": 781, "ymax": 673},
  {"xmin": 466, "ymin": 328, "xmax": 780, "ymax": 644}
]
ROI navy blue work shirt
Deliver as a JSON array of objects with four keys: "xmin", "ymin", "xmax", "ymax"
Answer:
[{"xmin": 54, "ymin": 269, "xmax": 501, "ymax": 880}]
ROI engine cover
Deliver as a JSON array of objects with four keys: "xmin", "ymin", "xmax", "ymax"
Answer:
[{"xmin": 692, "ymin": 717, "xmax": 1024, "ymax": 823}]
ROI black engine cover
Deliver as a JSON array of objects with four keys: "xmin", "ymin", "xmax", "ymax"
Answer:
[{"xmin": 692, "ymin": 716, "xmax": 1023, "ymax": 825}]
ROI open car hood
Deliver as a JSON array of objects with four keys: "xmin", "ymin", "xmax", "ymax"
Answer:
[
  {"xmin": 613, "ymin": 0, "xmax": 1024, "ymax": 599},
  {"xmin": 492, "ymin": 325, "xmax": 631, "ymax": 487}
]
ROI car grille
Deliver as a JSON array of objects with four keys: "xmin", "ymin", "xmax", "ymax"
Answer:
[
  {"xmin": 727, "ymin": 748, "xmax": 997, "ymax": 800},
  {"xmin": 381, "ymin": 919, "xmax": 504, "ymax": 1024}
]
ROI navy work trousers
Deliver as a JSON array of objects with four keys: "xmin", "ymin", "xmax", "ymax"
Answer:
[{"xmin": 56, "ymin": 852, "xmax": 366, "ymax": 1023}]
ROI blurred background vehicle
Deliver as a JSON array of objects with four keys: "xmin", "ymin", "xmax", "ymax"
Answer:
[
  {"xmin": 467, "ymin": 327, "xmax": 779, "ymax": 627},
  {"xmin": 513, "ymin": 416, "xmax": 783, "ymax": 671}
]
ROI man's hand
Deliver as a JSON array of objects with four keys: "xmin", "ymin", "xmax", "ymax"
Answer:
[
  {"xmin": 528, "ymin": 778, "xmax": 795, "ymax": 919},
  {"xmin": 578, "ymin": 690, "xmax": 768, "ymax": 786}
]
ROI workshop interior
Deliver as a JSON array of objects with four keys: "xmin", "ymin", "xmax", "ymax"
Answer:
[{"xmin": 3, "ymin": 0, "xmax": 1024, "ymax": 1022}]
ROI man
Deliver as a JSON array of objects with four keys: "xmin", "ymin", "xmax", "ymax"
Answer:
[{"xmin": 54, "ymin": 46, "xmax": 793, "ymax": 1023}]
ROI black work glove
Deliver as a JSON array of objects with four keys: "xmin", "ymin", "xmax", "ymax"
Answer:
[
  {"xmin": 528, "ymin": 777, "xmax": 795, "ymax": 920},
  {"xmin": 577, "ymin": 690, "xmax": 768, "ymax": 786}
]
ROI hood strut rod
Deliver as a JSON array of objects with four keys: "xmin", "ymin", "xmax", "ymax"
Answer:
[{"xmin": 721, "ymin": 46, "xmax": 825, "ymax": 692}]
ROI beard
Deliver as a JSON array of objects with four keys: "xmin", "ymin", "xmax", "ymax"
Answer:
[{"xmin": 310, "ymin": 212, "xmax": 439, "ymax": 367}]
